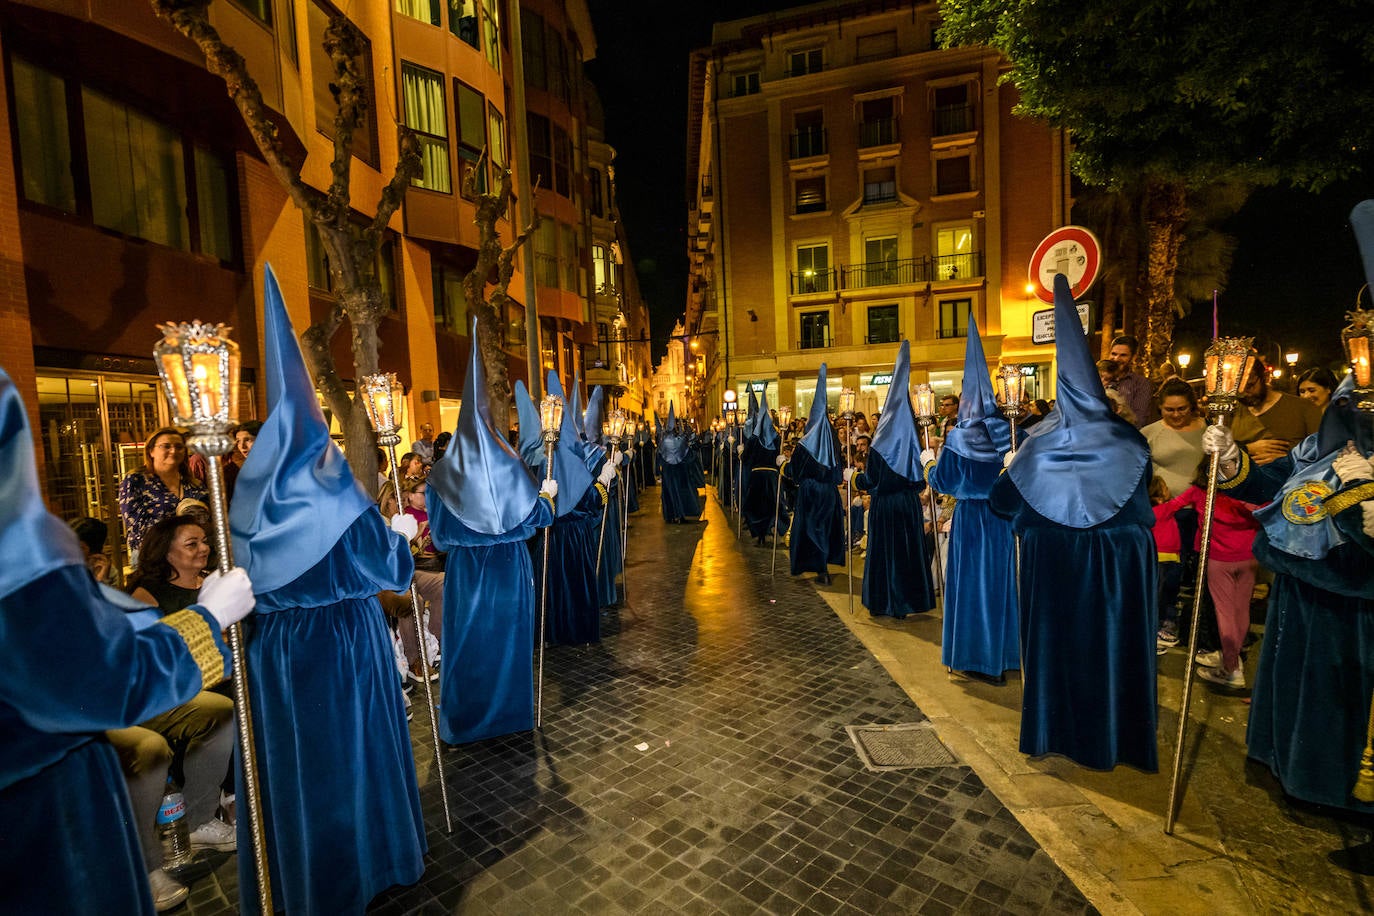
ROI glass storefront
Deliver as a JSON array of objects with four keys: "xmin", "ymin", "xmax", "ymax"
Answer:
[{"xmin": 36, "ymin": 369, "xmax": 255, "ymax": 582}]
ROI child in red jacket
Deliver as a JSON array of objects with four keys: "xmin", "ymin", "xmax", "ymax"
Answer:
[
  {"xmin": 1148, "ymin": 476, "xmax": 1184, "ymax": 654},
  {"xmin": 1155, "ymin": 460, "xmax": 1262, "ymax": 688}
]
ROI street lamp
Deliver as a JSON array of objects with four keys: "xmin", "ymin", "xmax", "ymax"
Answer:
[
  {"xmin": 1176, "ymin": 352, "xmax": 1192, "ymax": 373},
  {"xmin": 1285, "ymin": 351, "xmax": 1300, "ymax": 369}
]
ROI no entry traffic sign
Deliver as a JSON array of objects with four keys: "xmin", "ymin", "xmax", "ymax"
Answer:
[{"xmin": 1028, "ymin": 226, "xmax": 1101, "ymax": 303}]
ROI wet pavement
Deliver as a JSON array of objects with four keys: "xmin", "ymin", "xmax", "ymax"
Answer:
[
  {"xmin": 179, "ymin": 488, "xmax": 1095, "ymax": 914},
  {"xmin": 174, "ymin": 481, "xmax": 1374, "ymax": 914}
]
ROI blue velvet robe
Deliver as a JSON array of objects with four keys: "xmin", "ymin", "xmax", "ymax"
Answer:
[
  {"xmin": 930, "ymin": 451, "xmax": 1020, "ymax": 675},
  {"xmin": 742, "ymin": 440, "xmax": 783, "ymax": 540},
  {"xmin": 1, "ymin": 566, "xmax": 231, "ymax": 916},
  {"xmin": 430, "ymin": 493, "xmax": 554, "ymax": 745},
  {"xmin": 593, "ymin": 475, "xmax": 624, "ymax": 608},
  {"xmin": 1223, "ymin": 453, "xmax": 1374, "ymax": 812},
  {"xmin": 855, "ymin": 451, "xmax": 935, "ymax": 618},
  {"xmin": 239, "ymin": 512, "xmax": 426, "ymax": 915},
  {"xmin": 990, "ymin": 473, "xmax": 1158, "ymax": 772},
  {"xmin": 534, "ymin": 484, "xmax": 604, "ymax": 645},
  {"xmin": 784, "ymin": 446, "xmax": 844, "ymax": 576},
  {"xmin": 658, "ymin": 454, "xmax": 701, "ymax": 523}
]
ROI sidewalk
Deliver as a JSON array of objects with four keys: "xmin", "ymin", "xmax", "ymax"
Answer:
[{"xmin": 807, "ymin": 526, "xmax": 1374, "ymax": 914}]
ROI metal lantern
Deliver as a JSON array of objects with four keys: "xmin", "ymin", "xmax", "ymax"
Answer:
[
  {"xmin": 911, "ymin": 383, "xmax": 937, "ymax": 421},
  {"xmin": 602, "ymin": 422, "xmax": 612, "ymax": 440},
  {"xmin": 1344, "ymin": 307, "xmax": 1374, "ymax": 408},
  {"xmin": 155, "ymin": 322, "xmax": 241, "ymax": 442},
  {"xmin": 839, "ymin": 387, "xmax": 856, "ymax": 419},
  {"xmin": 1177, "ymin": 352, "xmax": 1192, "ymax": 372},
  {"xmin": 994, "ymin": 365, "xmax": 1026, "ymax": 419},
  {"xmin": 1201, "ymin": 336, "xmax": 1258, "ymax": 416},
  {"xmin": 609, "ymin": 408, "xmax": 628, "ymax": 441},
  {"xmin": 359, "ymin": 372, "xmax": 406, "ymax": 446},
  {"xmin": 540, "ymin": 394, "xmax": 564, "ymax": 441},
  {"xmin": 778, "ymin": 405, "xmax": 792, "ymax": 427}
]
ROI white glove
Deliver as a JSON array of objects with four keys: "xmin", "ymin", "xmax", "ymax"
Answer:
[
  {"xmin": 776, "ymin": 455, "xmax": 786, "ymax": 467},
  {"xmin": 1333, "ymin": 451, "xmax": 1374, "ymax": 485},
  {"xmin": 1201, "ymin": 424, "xmax": 1240, "ymax": 463},
  {"xmin": 727, "ymin": 435, "xmax": 735, "ymax": 445},
  {"xmin": 1363, "ymin": 501, "xmax": 1374, "ymax": 538},
  {"xmin": 737, "ymin": 445, "xmax": 745, "ymax": 455},
  {"xmin": 198, "ymin": 567, "xmax": 255, "ymax": 630},
  {"xmin": 851, "ymin": 497, "xmax": 863, "ymax": 508},
  {"xmin": 1003, "ymin": 449, "xmax": 1017, "ymax": 469},
  {"xmin": 843, "ymin": 467, "xmax": 855, "ymax": 484},
  {"xmin": 618, "ymin": 452, "xmax": 630, "ymax": 466},
  {"xmin": 920, "ymin": 448, "xmax": 936, "ymax": 466},
  {"xmin": 625, "ymin": 449, "xmax": 634, "ymax": 460},
  {"xmin": 598, "ymin": 463, "xmax": 616, "ymax": 488},
  {"xmin": 540, "ymin": 478, "xmax": 559, "ymax": 499},
  {"xmin": 390, "ymin": 513, "xmax": 419, "ymax": 542}
]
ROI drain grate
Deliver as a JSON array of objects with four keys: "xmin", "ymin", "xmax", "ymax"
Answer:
[{"xmin": 845, "ymin": 723, "xmax": 957, "ymax": 771}]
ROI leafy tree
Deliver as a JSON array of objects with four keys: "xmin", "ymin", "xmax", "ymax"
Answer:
[
  {"xmin": 152, "ymin": 0, "xmax": 421, "ymax": 483},
  {"xmin": 940, "ymin": 0, "xmax": 1374, "ymax": 368}
]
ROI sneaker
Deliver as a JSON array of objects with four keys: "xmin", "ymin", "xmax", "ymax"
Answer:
[
  {"xmin": 148, "ymin": 868, "xmax": 188, "ymax": 912},
  {"xmin": 1156, "ymin": 622, "xmax": 1179, "ymax": 647},
  {"xmin": 1197, "ymin": 660, "xmax": 1245, "ymax": 689},
  {"xmin": 407, "ymin": 663, "xmax": 440, "ymax": 684},
  {"xmin": 189, "ymin": 817, "xmax": 237, "ymax": 852},
  {"xmin": 1195, "ymin": 649, "xmax": 1223, "ymax": 669}
]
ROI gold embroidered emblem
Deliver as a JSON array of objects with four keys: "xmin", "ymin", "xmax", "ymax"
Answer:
[{"xmin": 1281, "ymin": 480, "xmax": 1334, "ymax": 524}]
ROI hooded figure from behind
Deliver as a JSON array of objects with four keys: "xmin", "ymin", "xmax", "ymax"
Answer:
[
  {"xmin": 741, "ymin": 387, "xmax": 785, "ymax": 545},
  {"xmin": 989, "ymin": 272, "xmax": 1157, "ymax": 773},
  {"xmin": 229, "ymin": 265, "xmax": 426, "ymax": 913},
  {"xmin": 930, "ymin": 313, "xmax": 1019, "ymax": 679},
  {"xmin": 1213, "ymin": 199, "xmax": 1374, "ymax": 813},
  {"xmin": 0, "ymin": 360, "xmax": 240, "ymax": 915},
  {"xmin": 427, "ymin": 320, "xmax": 556, "ymax": 744},
  {"xmin": 782, "ymin": 366, "xmax": 845, "ymax": 582},
  {"xmin": 856, "ymin": 341, "xmax": 936, "ymax": 618},
  {"xmin": 657, "ymin": 403, "xmax": 702, "ymax": 523}
]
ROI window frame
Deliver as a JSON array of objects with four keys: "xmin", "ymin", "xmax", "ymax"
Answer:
[
  {"xmin": 401, "ymin": 62, "xmax": 452, "ymax": 194},
  {"xmin": 937, "ymin": 297, "xmax": 972, "ymax": 340},
  {"xmin": 867, "ymin": 304, "xmax": 900, "ymax": 344}
]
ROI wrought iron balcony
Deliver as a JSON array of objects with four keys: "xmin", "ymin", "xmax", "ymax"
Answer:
[
  {"xmin": 859, "ymin": 117, "xmax": 898, "ymax": 148},
  {"xmin": 788, "ymin": 268, "xmax": 836, "ymax": 295},
  {"xmin": 932, "ymin": 103, "xmax": 975, "ymax": 137},
  {"xmin": 788, "ymin": 127, "xmax": 827, "ymax": 159}
]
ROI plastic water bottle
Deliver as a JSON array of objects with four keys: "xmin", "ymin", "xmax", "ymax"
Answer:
[{"xmin": 156, "ymin": 784, "xmax": 192, "ymax": 870}]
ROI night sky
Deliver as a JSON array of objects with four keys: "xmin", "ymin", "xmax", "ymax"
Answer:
[{"xmin": 583, "ymin": 2, "xmax": 1370, "ymax": 373}]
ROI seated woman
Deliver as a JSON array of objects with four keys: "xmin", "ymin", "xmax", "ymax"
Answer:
[{"xmin": 121, "ymin": 514, "xmax": 237, "ymax": 908}]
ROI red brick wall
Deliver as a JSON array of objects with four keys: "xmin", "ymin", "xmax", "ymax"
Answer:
[
  {"xmin": 0, "ymin": 28, "xmax": 44, "ymax": 490},
  {"xmin": 722, "ymin": 110, "xmax": 774, "ymax": 357}
]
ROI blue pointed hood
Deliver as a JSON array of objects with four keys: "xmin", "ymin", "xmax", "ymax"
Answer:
[
  {"xmin": 230, "ymin": 264, "xmax": 375, "ymax": 593},
  {"xmin": 542, "ymin": 370, "xmax": 594, "ymax": 517},
  {"xmin": 870, "ymin": 341, "xmax": 924, "ymax": 480},
  {"xmin": 1007, "ymin": 273, "xmax": 1149, "ymax": 528},
  {"xmin": 658, "ymin": 402, "xmax": 689, "ymax": 465},
  {"xmin": 0, "ymin": 365, "xmax": 86, "ymax": 599},
  {"xmin": 798, "ymin": 364, "xmax": 839, "ymax": 469},
  {"xmin": 745, "ymin": 388, "xmax": 759, "ymax": 441},
  {"xmin": 569, "ymin": 368, "xmax": 585, "ymax": 441},
  {"xmin": 754, "ymin": 386, "xmax": 779, "ymax": 449},
  {"xmin": 666, "ymin": 402, "xmax": 677, "ymax": 432},
  {"xmin": 514, "ymin": 379, "xmax": 545, "ymax": 468},
  {"xmin": 426, "ymin": 319, "xmax": 538, "ymax": 536},
  {"xmin": 580, "ymin": 385, "xmax": 608, "ymax": 471},
  {"xmin": 943, "ymin": 313, "xmax": 1012, "ymax": 463}
]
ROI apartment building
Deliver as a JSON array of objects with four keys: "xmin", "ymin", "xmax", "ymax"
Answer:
[
  {"xmin": 684, "ymin": 0, "xmax": 1070, "ymax": 424},
  {"xmin": 0, "ymin": 0, "xmax": 647, "ymax": 570}
]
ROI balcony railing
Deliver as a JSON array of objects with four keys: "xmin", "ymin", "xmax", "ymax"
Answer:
[
  {"xmin": 788, "ymin": 268, "xmax": 836, "ymax": 295},
  {"xmin": 859, "ymin": 117, "xmax": 898, "ymax": 148},
  {"xmin": 830, "ymin": 253, "xmax": 984, "ymax": 291},
  {"xmin": 932, "ymin": 103, "xmax": 975, "ymax": 137},
  {"xmin": 788, "ymin": 127, "xmax": 827, "ymax": 159}
]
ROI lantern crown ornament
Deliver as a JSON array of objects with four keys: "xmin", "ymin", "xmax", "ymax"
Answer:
[
  {"xmin": 359, "ymin": 372, "xmax": 406, "ymax": 447},
  {"xmin": 155, "ymin": 321, "xmax": 241, "ymax": 452},
  {"xmin": 994, "ymin": 365, "xmax": 1027, "ymax": 420},
  {"xmin": 1200, "ymin": 337, "xmax": 1258, "ymax": 417}
]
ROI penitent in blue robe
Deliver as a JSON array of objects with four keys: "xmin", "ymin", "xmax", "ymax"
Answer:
[
  {"xmin": 1, "ymin": 566, "xmax": 231, "ymax": 916},
  {"xmin": 990, "ymin": 473, "xmax": 1158, "ymax": 772},
  {"xmin": 430, "ymin": 493, "xmax": 554, "ymax": 744},
  {"xmin": 856, "ymin": 450, "xmax": 935, "ymax": 618},
  {"xmin": 658, "ymin": 450, "xmax": 701, "ymax": 523},
  {"xmin": 593, "ymin": 474, "xmax": 624, "ymax": 608},
  {"xmin": 742, "ymin": 439, "xmax": 783, "ymax": 540},
  {"xmin": 929, "ymin": 451, "xmax": 1019, "ymax": 675},
  {"xmin": 1221, "ymin": 451, "xmax": 1374, "ymax": 812},
  {"xmin": 535, "ymin": 484, "xmax": 605, "ymax": 645},
  {"xmin": 784, "ymin": 446, "xmax": 844, "ymax": 576},
  {"xmin": 239, "ymin": 512, "xmax": 426, "ymax": 915}
]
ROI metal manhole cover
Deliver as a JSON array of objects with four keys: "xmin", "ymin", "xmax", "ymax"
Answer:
[{"xmin": 845, "ymin": 723, "xmax": 957, "ymax": 771}]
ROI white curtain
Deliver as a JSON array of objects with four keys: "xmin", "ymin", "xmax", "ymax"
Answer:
[{"xmin": 402, "ymin": 68, "xmax": 451, "ymax": 193}]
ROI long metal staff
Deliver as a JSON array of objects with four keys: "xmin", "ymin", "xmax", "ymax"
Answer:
[
  {"xmin": 619, "ymin": 456, "xmax": 630, "ymax": 605},
  {"xmin": 844, "ymin": 416, "xmax": 855, "ymax": 614},
  {"xmin": 595, "ymin": 440, "xmax": 616, "ymax": 575},
  {"xmin": 919, "ymin": 423, "xmax": 946, "ymax": 598},
  {"xmin": 771, "ymin": 459, "xmax": 785, "ymax": 576},
  {"xmin": 382, "ymin": 442, "xmax": 453, "ymax": 834},
  {"xmin": 736, "ymin": 439, "xmax": 745, "ymax": 541},
  {"xmin": 194, "ymin": 438, "xmax": 276, "ymax": 909},
  {"xmin": 1165, "ymin": 414, "xmax": 1228, "ymax": 834},
  {"xmin": 536, "ymin": 436, "xmax": 556, "ymax": 728}
]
